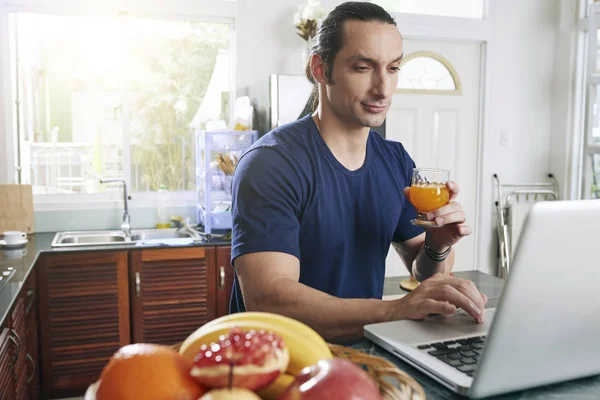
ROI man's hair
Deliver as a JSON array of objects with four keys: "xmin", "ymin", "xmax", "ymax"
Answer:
[{"xmin": 304, "ymin": 2, "xmax": 397, "ymax": 112}]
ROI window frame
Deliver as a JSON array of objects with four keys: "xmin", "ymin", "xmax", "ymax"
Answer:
[
  {"xmin": 0, "ymin": 0, "xmax": 237, "ymax": 211},
  {"xmin": 582, "ymin": 0, "xmax": 600, "ymax": 199},
  {"xmin": 395, "ymin": 51, "xmax": 463, "ymax": 95}
]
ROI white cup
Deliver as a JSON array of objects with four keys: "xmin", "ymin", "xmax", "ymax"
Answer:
[{"xmin": 3, "ymin": 231, "xmax": 27, "ymax": 245}]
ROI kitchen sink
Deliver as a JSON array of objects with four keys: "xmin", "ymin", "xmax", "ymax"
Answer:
[
  {"xmin": 129, "ymin": 229, "xmax": 192, "ymax": 241},
  {"xmin": 51, "ymin": 228, "xmax": 198, "ymax": 248}
]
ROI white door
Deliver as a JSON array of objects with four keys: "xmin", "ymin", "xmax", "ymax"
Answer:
[{"xmin": 385, "ymin": 39, "xmax": 482, "ymax": 276}]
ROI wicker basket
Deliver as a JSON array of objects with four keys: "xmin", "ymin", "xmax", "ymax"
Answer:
[{"xmin": 327, "ymin": 343, "xmax": 425, "ymax": 400}]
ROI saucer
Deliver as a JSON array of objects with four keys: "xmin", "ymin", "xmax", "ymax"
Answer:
[{"xmin": 0, "ymin": 239, "xmax": 28, "ymax": 248}]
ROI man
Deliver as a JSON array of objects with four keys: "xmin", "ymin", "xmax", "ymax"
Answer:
[{"xmin": 230, "ymin": 2, "xmax": 487, "ymax": 344}]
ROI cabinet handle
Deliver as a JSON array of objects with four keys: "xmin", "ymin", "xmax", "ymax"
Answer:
[
  {"xmin": 26, "ymin": 285, "xmax": 35, "ymax": 315},
  {"xmin": 219, "ymin": 266, "xmax": 225, "ymax": 289},
  {"xmin": 8, "ymin": 334, "xmax": 19, "ymax": 369},
  {"xmin": 135, "ymin": 272, "xmax": 141, "ymax": 296},
  {"xmin": 10, "ymin": 329, "xmax": 21, "ymax": 349},
  {"xmin": 26, "ymin": 354, "xmax": 35, "ymax": 383}
]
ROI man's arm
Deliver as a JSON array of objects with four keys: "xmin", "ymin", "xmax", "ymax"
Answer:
[
  {"xmin": 235, "ymin": 252, "xmax": 390, "ymax": 344},
  {"xmin": 235, "ymin": 250, "xmax": 484, "ymax": 344},
  {"xmin": 392, "ymin": 232, "xmax": 455, "ymax": 282}
]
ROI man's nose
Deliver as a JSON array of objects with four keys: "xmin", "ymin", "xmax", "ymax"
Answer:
[{"xmin": 371, "ymin": 71, "xmax": 394, "ymax": 99}]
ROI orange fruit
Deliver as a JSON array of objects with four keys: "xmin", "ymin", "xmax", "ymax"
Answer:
[{"xmin": 96, "ymin": 343, "xmax": 205, "ymax": 400}]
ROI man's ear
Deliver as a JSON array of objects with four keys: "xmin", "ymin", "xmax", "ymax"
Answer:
[{"xmin": 310, "ymin": 54, "xmax": 329, "ymax": 85}]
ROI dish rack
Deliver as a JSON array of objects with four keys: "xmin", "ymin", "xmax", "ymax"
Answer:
[
  {"xmin": 195, "ymin": 130, "xmax": 259, "ymax": 234},
  {"xmin": 493, "ymin": 173, "xmax": 559, "ymax": 279}
]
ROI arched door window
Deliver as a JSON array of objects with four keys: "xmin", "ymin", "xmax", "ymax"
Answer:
[{"xmin": 396, "ymin": 51, "xmax": 462, "ymax": 95}]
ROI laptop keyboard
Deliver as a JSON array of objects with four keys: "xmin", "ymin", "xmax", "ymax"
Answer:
[{"xmin": 416, "ymin": 336, "xmax": 486, "ymax": 377}]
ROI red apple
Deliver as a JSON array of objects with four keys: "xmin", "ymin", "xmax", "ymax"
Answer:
[
  {"xmin": 279, "ymin": 358, "xmax": 382, "ymax": 400},
  {"xmin": 190, "ymin": 327, "xmax": 289, "ymax": 391}
]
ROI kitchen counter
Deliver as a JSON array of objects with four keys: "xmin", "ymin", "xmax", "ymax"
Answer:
[
  {"xmin": 357, "ymin": 271, "xmax": 600, "ymax": 399},
  {"xmin": 0, "ymin": 232, "xmax": 231, "ymax": 328}
]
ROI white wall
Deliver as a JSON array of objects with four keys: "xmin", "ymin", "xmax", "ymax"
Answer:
[
  {"xmin": 549, "ymin": 0, "xmax": 582, "ymax": 201},
  {"xmin": 478, "ymin": 0, "xmax": 561, "ymax": 275},
  {"xmin": 235, "ymin": 0, "xmax": 347, "ymax": 132}
]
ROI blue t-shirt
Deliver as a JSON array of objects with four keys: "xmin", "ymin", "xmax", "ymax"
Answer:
[{"xmin": 229, "ymin": 115, "xmax": 424, "ymax": 313}]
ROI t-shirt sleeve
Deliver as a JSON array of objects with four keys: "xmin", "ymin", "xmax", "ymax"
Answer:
[
  {"xmin": 392, "ymin": 147, "xmax": 425, "ymax": 243},
  {"xmin": 231, "ymin": 147, "xmax": 302, "ymax": 265}
]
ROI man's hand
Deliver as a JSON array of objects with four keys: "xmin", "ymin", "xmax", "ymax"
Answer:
[
  {"xmin": 389, "ymin": 273, "xmax": 488, "ymax": 323},
  {"xmin": 404, "ymin": 181, "xmax": 472, "ymax": 251}
]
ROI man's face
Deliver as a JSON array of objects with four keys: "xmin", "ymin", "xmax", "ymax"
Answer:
[{"xmin": 325, "ymin": 20, "xmax": 403, "ymax": 129}]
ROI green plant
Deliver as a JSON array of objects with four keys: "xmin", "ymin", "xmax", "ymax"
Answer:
[{"xmin": 129, "ymin": 22, "xmax": 230, "ymax": 191}]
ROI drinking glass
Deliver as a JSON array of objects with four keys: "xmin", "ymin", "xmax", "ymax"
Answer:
[{"xmin": 410, "ymin": 168, "xmax": 450, "ymax": 228}]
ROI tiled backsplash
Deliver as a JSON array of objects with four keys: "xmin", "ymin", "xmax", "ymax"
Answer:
[{"xmin": 34, "ymin": 206, "xmax": 197, "ymax": 233}]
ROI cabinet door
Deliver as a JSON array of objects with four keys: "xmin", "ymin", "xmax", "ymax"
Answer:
[
  {"xmin": 130, "ymin": 247, "xmax": 217, "ymax": 345},
  {"xmin": 0, "ymin": 325, "xmax": 16, "ymax": 400},
  {"xmin": 25, "ymin": 272, "xmax": 39, "ymax": 400},
  {"xmin": 216, "ymin": 246, "xmax": 234, "ymax": 318},
  {"xmin": 11, "ymin": 292, "xmax": 28, "ymax": 400},
  {"xmin": 38, "ymin": 252, "xmax": 130, "ymax": 398}
]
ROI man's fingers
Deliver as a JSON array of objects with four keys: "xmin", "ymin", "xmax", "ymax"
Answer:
[
  {"xmin": 457, "ymin": 224, "xmax": 472, "ymax": 236},
  {"xmin": 427, "ymin": 202, "xmax": 462, "ymax": 220},
  {"xmin": 422, "ymin": 299, "xmax": 456, "ymax": 317},
  {"xmin": 443, "ymin": 277, "xmax": 486, "ymax": 311},
  {"xmin": 447, "ymin": 181, "xmax": 460, "ymax": 201},
  {"xmin": 430, "ymin": 284, "xmax": 483, "ymax": 322},
  {"xmin": 430, "ymin": 211, "xmax": 467, "ymax": 227}
]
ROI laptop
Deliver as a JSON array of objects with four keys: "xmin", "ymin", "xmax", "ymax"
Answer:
[{"xmin": 364, "ymin": 199, "xmax": 600, "ymax": 398}]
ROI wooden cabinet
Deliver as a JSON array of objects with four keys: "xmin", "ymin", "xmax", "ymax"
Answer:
[
  {"xmin": 0, "ymin": 323, "xmax": 16, "ymax": 400},
  {"xmin": 37, "ymin": 251, "xmax": 130, "ymax": 398},
  {"xmin": 34, "ymin": 244, "xmax": 232, "ymax": 398},
  {"xmin": 11, "ymin": 290, "xmax": 27, "ymax": 399},
  {"xmin": 216, "ymin": 246, "xmax": 234, "ymax": 318},
  {"xmin": 130, "ymin": 247, "xmax": 218, "ymax": 345},
  {"xmin": 25, "ymin": 272, "xmax": 39, "ymax": 400}
]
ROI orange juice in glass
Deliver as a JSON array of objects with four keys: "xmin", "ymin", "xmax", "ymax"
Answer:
[{"xmin": 410, "ymin": 168, "xmax": 450, "ymax": 228}]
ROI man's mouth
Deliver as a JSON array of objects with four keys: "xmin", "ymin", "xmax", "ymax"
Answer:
[{"xmin": 361, "ymin": 103, "xmax": 388, "ymax": 114}]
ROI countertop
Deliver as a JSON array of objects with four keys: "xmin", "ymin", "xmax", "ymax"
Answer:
[
  {"xmin": 357, "ymin": 271, "xmax": 600, "ymax": 399},
  {"xmin": 0, "ymin": 232, "xmax": 231, "ymax": 328}
]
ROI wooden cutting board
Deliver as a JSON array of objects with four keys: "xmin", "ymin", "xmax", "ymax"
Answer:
[{"xmin": 0, "ymin": 184, "xmax": 34, "ymax": 234}]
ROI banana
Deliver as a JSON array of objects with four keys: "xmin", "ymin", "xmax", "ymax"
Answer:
[
  {"xmin": 256, "ymin": 373, "xmax": 295, "ymax": 400},
  {"xmin": 179, "ymin": 319, "xmax": 332, "ymax": 376},
  {"xmin": 197, "ymin": 312, "xmax": 330, "ymax": 356}
]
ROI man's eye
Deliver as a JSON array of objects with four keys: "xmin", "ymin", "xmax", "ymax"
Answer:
[
  {"xmin": 390, "ymin": 67, "xmax": 400, "ymax": 73},
  {"xmin": 355, "ymin": 66, "xmax": 370, "ymax": 71}
]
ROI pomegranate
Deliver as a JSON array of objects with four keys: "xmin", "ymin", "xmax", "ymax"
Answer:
[{"xmin": 190, "ymin": 327, "xmax": 289, "ymax": 391}]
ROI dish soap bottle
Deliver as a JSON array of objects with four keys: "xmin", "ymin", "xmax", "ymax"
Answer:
[{"xmin": 156, "ymin": 184, "xmax": 170, "ymax": 228}]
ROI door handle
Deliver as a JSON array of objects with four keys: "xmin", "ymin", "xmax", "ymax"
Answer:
[
  {"xmin": 219, "ymin": 266, "xmax": 225, "ymax": 289},
  {"xmin": 135, "ymin": 272, "xmax": 141, "ymax": 296}
]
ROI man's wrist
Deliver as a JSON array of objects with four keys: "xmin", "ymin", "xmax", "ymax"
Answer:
[
  {"xmin": 423, "ymin": 239, "xmax": 452, "ymax": 262},
  {"xmin": 424, "ymin": 234, "xmax": 450, "ymax": 253}
]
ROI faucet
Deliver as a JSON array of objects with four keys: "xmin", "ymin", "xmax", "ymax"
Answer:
[{"xmin": 100, "ymin": 178, "xmax": 131, "ymax": 238}]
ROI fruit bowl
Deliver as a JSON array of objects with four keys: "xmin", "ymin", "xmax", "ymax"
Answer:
[
  {"xmin": 84, "ymin": 312, "xmax": 425, "ymax": 400},
  {"xmin": 85, "ymin": 343, "xmax": 425, "ymax": 400}
]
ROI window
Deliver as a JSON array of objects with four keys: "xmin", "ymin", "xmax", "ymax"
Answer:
[
  {"xmin": 372, "ymin": 0, "xmax": 485, "ymax": 19},
  {"xmin": 584, "ymin": 3, "xmax": 600, "ymax": 198},
  {"xmin": 9, "ymin": 12, "xmax": 233, "ymax": 195},
  {"xmin": 396, "ymin": 52, "xmax": 461, "ymax": 95}
]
